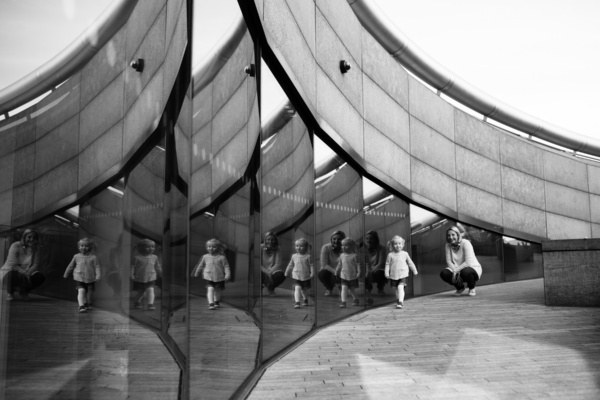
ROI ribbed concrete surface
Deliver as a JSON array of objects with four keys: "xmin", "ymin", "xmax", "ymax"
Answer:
[{"xmin": 247, "ymin": 279, "xmax": 600, "ymax": 399}]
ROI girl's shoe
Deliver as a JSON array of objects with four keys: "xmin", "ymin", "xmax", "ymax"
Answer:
[
  {"xmin": 214, "ymin": 301, "xmax": 220, "ymax": 308},
  {"xmin": 134, "ymin": 301, "xmax": 143, "ymax": 309},
  {"xmin": 147, "ymin": 304, "xmax": 156, "ymax": 311},
  {"xmin": 294, "ymin": 302, "xmax": 301, "ymax": 309},
  {"xmin": 302, "ymin": 299, "xmax": 309, "ymax": 307},
  {"xmin": 339, "ymin": 302, "xmax": 347, "ymax": 308},
  {"xmin": 396, "ymin": 301, "xmax": 403, "ymax": 309},
  {"xmin": 209, "ymin": 303, "xmax": 216, "ymax": 310},
  {"xmin": 6, "ymin": 294, "xmax": 14, "ymax": 301},
  {"xmin": 85, "ymin": 303, "xmax": 92, "ymax": 310},
  {"xmin": 79, "ymin": 305, "xmax": 87, "ymax": 313},
  {"xmin": 468, "ymin": 289, "xmax": 477, "ymax": 297},
  {"xmin": 352, "ymin": 299, "xmax": 360, "ymax": 306},
  {"xmin": 324, "ymin": 290, "xmax": 331, "ymax": 296}
]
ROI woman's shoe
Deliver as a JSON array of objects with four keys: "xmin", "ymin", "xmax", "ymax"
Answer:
[
  {"xmin": 468, "ymin": 289, "xmax": 477, "ymax": 297},
  {"xmin": 454, "ymin": 287, "xmax": 465, "ymax": 296}
]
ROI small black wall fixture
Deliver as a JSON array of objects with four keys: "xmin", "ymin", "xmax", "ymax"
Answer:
[
  {"xmin": 130, "ymin": 58, "xmax": 144, "ymax": 72},
  {"xmin": 339, "ymin": 60, "xmax": 351, "ymax": 74},
  {"xmin": 244, "ymin": 64, "xmax": 256, "ymax": 77}
]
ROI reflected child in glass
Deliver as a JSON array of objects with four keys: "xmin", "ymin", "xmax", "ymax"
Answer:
[
  {"xmin": 335, "ymin": 238, "xmax": 362, "ymax": 308},
  {"xmin": 131, "ymin": 239, "xmax": 162, "ymax": 311},
  {"xmin": 285, "ymin": 238, "xmax": 314, "ymax": 309},
  {"xmin": 192, "ymin": 238, "xmax": 230, "ymax": 310},
  {"xmin": 63, "ymin": 238, "xmax": 101, "ymax": 313},
  {"xmin": 384, "ymin": 236, "xmax": 418, "ymax": 309}
]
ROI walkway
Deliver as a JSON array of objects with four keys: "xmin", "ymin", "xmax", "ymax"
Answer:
[{"xmin": 247, "ymin": 279, "xmax": 600, "ymax": 399}]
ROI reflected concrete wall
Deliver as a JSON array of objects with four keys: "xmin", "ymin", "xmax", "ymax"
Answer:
[
  {"xmin": 0, "ymin": 0, "xmax": 188, "ymax": 227},
  {"xmin": 252, "ymin": 0, "xmax": 600, "ymax": 241}
]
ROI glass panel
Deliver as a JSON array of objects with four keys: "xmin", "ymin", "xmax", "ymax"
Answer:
[
  {"xmin": 363, "ymin": 179, "xmax": 411, "ymax": 306},
  {"xmin": 503, "ymin": 237, "xmax": 543, "ymax": 281},
  {"xmin": 314, "ymin": 137, "xmax": 363, "ymax": 326},
  {"xmin": 260, "ymin": 62, "xmax": 314, "ymax": 359},
  {"xmin": 460, "ymin": 223, "xmax": 503, "ymax": 286}
]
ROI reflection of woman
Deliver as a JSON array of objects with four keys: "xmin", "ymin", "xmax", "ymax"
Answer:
[
  {"xmin": 440, "ymin": 226, "xmax": 482, "ymax": 297},
  {"xmin": 261, "ymin": 232, "xmax": 286, "ymax": 296},
  {"xmin": 318, "ymin": 230, "xmax": 345, "ymax": 296},
  {"xmin": 364, "ymin": 231, "xmax": 387, "ymax": 296},
  {"xmin": 0, "ymin": 229, "xmax": 45, "ymax": 300}
]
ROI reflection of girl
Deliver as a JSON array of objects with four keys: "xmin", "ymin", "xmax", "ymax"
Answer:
[
  {"xmin": 285, "ymin": 238, "xmax": 314, "ymax": 309},
  {"xmin": 440, "ymin": 226, "xmax": 482, "ymax": 297},
  {"xmin": 385, "ymin": 236, "xmax": 418, "ymax": 309},
  {"xmin": 192, "ymin": 238, "xmax": 230, "ymax": 310},
  {"xmin": 364, "ymin": 231, "xmax": 388, "ymax": 297},
  {"xmin": 1, "ymin": 229, "xmax": 45, "ymax": 301},
  {"xmin": 335, "ymin": 238, "xmax": 361, "ymax": 308},
  {"xmin": 131, "ymin": 239, "xmax": 162, "ymax": 311},
  {"xmin": 261, "ymin": 232, "xmax": 286, "ymax": 296},
  {"xmin": 63, "ymin": 238, "xmax": 101, "ymax": 313},
  {"xmin": 318, "ymin": 231, "xmax": 345, "ymax": 296}
]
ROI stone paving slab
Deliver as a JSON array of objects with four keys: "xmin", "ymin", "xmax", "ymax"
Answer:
[{"xmin": 247, "ymin": 279, "xmax": 600, "ymax": 400}]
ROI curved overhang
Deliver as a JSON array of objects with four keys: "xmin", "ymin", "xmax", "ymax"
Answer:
[
  {"xmin": 192, "ymin": 16, "xmax": 247, "ymax": 96},
  {"xmin": 0, "ymin": 0, "xmax": 138, "ymax": 116},
  {"xmin": 348, "ymin": 0, "xmax": 600, "ymax": 157}
]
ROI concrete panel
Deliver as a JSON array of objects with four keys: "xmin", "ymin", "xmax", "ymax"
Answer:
[
  {"xmin": 0, "ymin": 189, "xmax": 11, "ymax": 226},
  {"xmin": 124, "ymin": 7, "xmax": 166, "ymax": 112},
  {"xmin": 212, "ymin": 127, "xmax": 248, "ymax": 193},
  {"xmin": 247, "ymin": 91, "xmax": 260, "ymax": 161},
  {"xmin": 80, "ymin": 27, "xmax": 126, "ymax": 108},
  {"xmin": 11, "ymin": 183, "xmax": 33, "ymax": 225},
  {"xmin": 212, "ymin": 84, "xmax": 248, "ymax": 155},
  {"xmin": 588, "ymin": 164, "xmax": 600, "ymax": 195},
  {"xmin": 34, "ymin": 158, "xmax": 79, "ymax": 213},
  {"xmin": 35, "ymin": 74, "xmax": 81, "ymax": 139},
  {"xmin": 191, "ymin": 164, "xmax": 212, "ymax": 207},
  {"xmin": 410, "ymin": 117, "xmax": 455, "ymax": 178},
  {"xmin": 193, "ymin": 83, "xmax": 213, "ymax": 133},
  {"xmin": 123, "ymin": 70, "xmax": 164, "ymax": 156},
  {"xmin": 166, "ymin": 0, "xmax": 184, "ymax": 49},
  {"xmin": 78, "ymin": 122, "xmax": 124, "ymax": 190},
  {"xmin": 543, "ymin": 152, "xmax": 588, "ymax": 192},
  {"xmin": 35, "ymin": 115, "xmax": 79, "ymax": 178},
  {"xmin": 590, "ymin": 194, "xmax": 600, "ymax": 224},
  {"xmin": 80, "ymin": 74, "xmax": 124, "ymax": 151},
  {"xmin": 456, "ymin": 146, "xmax": 501, "ymax": 196},
  {"xmin": 125, "ymin": 0, "xmax": 166, "ymax": 58},
  {"xmin": 316, "ymin": 9, "xmax": 362, "ymax": 113},
  {"xmin": 411, "ymin": 158, "xmax": 456, "ymax": 212},
  {"xmin": 363, "ymin": 76, "xmax": 409, "ymax": 152},
  {"xmin": 408, "ymin": 76, "xmax": 454, "ymax": 140},
  {"xmin": 364, "ymin": 123, "xmax": 410, "ymax": 190},
  {"xmin": 592, "ymin": 223, "xmax": 600, "ymax": 238},
  {"xmin": 316, "ymin": 0, "xmax": 362, "ymax": 63},
  {"xmin": 14, "ymin": 117, "xmax": 36, "ymax": 149},
  {"xmin": 361, "ymin": 31, "xmax": 409, "ymax": 111},
  {"xmin": 286, "ymin": 0, "xmax": 315, "ymax": 55},
  {"xmin": 175, "ymin": 125, "xmax": 190, "ymax": 182},
  {"xmin": 0, "ymin": 121, "xmax": 17, "ymax": 158},
  {"xmin": 212, "ymin": 34, "xmax": 250, "ymax": 116},
  {"xmin": 457, "ymin": 183, "xmax": 502, "ymax": 227},
  {"xmin": 163, "ymin": 1, "xmax": 187, "ymax": 101},
  {"xmin": 501, "ymin": 166, "xmax": 545, "ymax": 210},
  {"xmin": 192, "ymin": 123, "xmax": 211, "ymax": 172},
  {"xmin": 454, "ymin": 110, "xmax": 500, "ymax": 162},
  {"xmin": 316, "ymin": 68, "xmax": 363, "ymax": 158},
  {"xmin": 0, "ymin": 153, "xmax": 14, "ymax": 192},
  {"xmin": 13, "ymin": 144, "xmax": 35, "ymax": 187},
  {"xmin": 503, "ymin": 199, "xmax": 546, "ymax": 238},
  {"xmin": 263, "ymin": 126, "xmax": 294, "ymax": 173},
  {"xmin": 546, "ymin": 213, "xmax": 591, "ymax": 240},
  {"xmin": 499, "ymin": 134, "xmax": 544, "ymax": 178},
  {"xmin": 545, "ymin": 182, "xmax": 590, "ymax": 221},
  {"xmin": 264, "ymin": 0, "xmax": 317, "ymax": 106}
]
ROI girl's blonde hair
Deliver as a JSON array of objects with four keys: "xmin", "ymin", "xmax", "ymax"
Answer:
[
  {"xmin": 206, "ymin": 238, "xmax": 226, "ymax": 255},
  {"xmin": 387, "ymin": 235, "xmax": 405, "ymax": 252},
  {"xmin": 341, "ymin": 237, "xmax": 356, "ymax": 253},
  {"xmin": 295, "ymin": 238, "xmax": 312, "ymax": 252},
  {"xmin": 78, "ymin": 237, "xmax": 96, "ymax": 251},
  {"xmin": 136, "ymin": 238, "xmax": 155, "ymax": 250}
]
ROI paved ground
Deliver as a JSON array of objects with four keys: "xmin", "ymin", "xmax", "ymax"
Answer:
[{"xmin": 247, "ymin": 279, "xmax": 600, "ymax": 399}]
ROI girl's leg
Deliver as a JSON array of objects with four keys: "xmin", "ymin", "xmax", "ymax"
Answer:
[
  {"xmin": 77, "ymin": 288, "xmax": 86, "ymax": 307},
  {"xmin": 86, "ymin": 287, "xmax": 94, "ymax": 307},
  {"xmin": 146, "ymin": 286, "xmax": 155, "ymax": 305},
  {"xmin": 294, "ymin": 285, "xmax": 302, "ymax": 303},
  {"xmin": 348, "ymin": 287, "xmax": 356, "ymax": 300},
  {"xmin": 214, "ymin": 288, "xmax": 222, "ymax": 302},
  {"xmin": 398, "ymin": 284, "xmax": 405, "ymax": 304},
  {"xmin": 207, "ymin": 286, "xmax": 215, "ymax": 304},
  {"xmin": 340, "ymin": 285, "xmax": 348, "ymax": 303}
]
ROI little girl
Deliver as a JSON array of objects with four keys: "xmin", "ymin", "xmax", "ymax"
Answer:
[
  {"xmin": 63, "ymin": 238, "xmax": 101, "ymax": 313},
  {"xmin": 131, "ymin": 239, "xmax": 162, "ymax": 311},
  {"xmin": 335, "ymin": 238, "xmax": 362, "ymax": 308},
  {"xmin": 192, "ymin": 238, "xmax": 230, "ymax": 310},
  {"xmin": 284, "ymin": 238, "xmax": 314, "ymax": 309},
  {"xmin": 384, "ymin": 236, "xmax": 418, "ymax": 309}
]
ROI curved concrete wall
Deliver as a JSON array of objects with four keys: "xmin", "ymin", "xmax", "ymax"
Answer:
[
  {"xmin": 0, "ymin": 0, "xmax": 188, "ymax": 227},
  {"xmin": 251, "ymin": 0, "xmax": 600, "ymax": 241}
]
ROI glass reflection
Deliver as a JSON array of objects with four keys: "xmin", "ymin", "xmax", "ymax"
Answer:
[
  {"xmin": 363, "ymin": 180, "xmax": 411, "ymax": 306},
  {"xmin": 314, "ymin": 137, "xmax": 363, "ymax": 326},
  {"xmin": 503, "ymin": 238, "xmax": 542, "ymax": 281}
]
